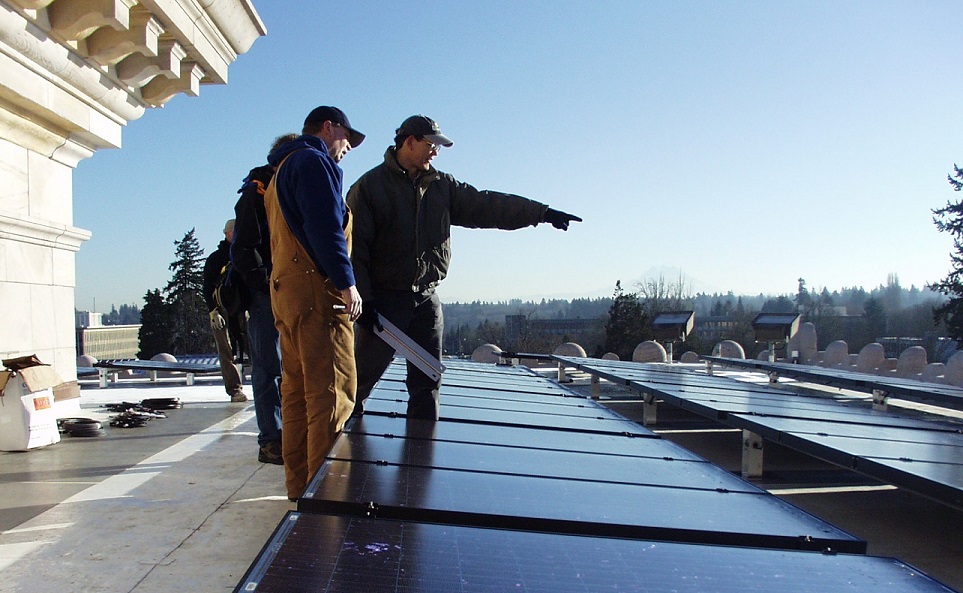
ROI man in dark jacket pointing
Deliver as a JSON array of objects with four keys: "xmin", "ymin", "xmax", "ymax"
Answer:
[{"xmin": 347, "ymin": 115, "xmax": 580, "ymax": 420}]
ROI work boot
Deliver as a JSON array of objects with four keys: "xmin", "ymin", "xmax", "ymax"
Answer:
[
  {"xmin": 258, "ymin": 440, "xmax": 283, "ymax": 465},
  {"xmin": 230, "ymin": 391, "xmax": 248, "ymax": 402}
]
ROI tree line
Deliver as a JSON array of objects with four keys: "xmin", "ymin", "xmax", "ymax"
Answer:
[
  {"xmin": 95, "ymin": 160, "xmax": 963, "ymax": 362},
  {"xmin": 439, "ymin": 275, "xmax": 948, "ymax": 361}
]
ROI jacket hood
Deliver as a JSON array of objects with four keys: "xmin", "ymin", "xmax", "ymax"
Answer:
[
  {"xmin": 269, "ymin": 135, "xmax": 327, "ymax": 168},
  {"xmin": 239, "ymin": 164, "xmax": 274, "ymax": 193}
]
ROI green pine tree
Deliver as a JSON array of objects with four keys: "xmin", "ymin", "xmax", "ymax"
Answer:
[
  {"xmin": 164, "ymin": 228, "xmax": 211, "ymax": 355},
  {"xmin": 603, "ymin": 281, "xmax": 650, "ymax": 360},
  {"xmin": 138, "ymin": 289, "xmax": 172, "ymax": 359},
  {"xmin": 931, "ymin": 165, "xmax": 963, "ymax": 344}
]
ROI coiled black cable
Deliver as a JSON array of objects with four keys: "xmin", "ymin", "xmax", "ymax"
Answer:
[{"xmin": 58, "ymin": 418, "xmax": 104, "ymax": 437}]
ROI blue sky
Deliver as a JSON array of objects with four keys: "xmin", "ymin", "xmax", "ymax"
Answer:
[{"xmin": 73, "ymin": 1, "xmax": 963, "ymax": 312}]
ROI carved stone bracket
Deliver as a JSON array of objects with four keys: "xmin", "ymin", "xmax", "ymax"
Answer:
[
  {"xmin": 141, "ymin": 59, "xmax": 204, "ymax": 106},
  {"xmin": 85, "ymin": 6, "xmax": 161, "ymax": 65},
  {"xmin": 0, "ymin": 1, "xmax": 265, "ymax": 152},
  {"xmin": 48, "ymin": 0, "xmax": 139, "ymax": 41}
]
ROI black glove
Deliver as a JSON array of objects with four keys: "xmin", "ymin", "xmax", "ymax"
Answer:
[
  {"xmin": 543, "ymin": 208, "xmax": 582, "ymax": 231},
  {"xmin": 356, "ymin": 304, "xmax": 383, "ymax": 332}
]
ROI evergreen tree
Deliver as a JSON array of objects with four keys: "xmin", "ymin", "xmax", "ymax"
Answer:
[
  {"xmin": 119, "ymin": 303, "xmax": 141, "ymax": 325},
  {"xmin": 138, "ymin": 289, "xmax": 171, "ymax": 359},
  {"xmin": 931, "ymin": 165, "xmax": 963, "ymax": 343},
  {"xmin": 863, "ymin": 297, "xmax": 887, "ymax": 341},
  {"xmin": 603, "ymin": 281, "xmax": 650, "ymax": 360},
  {"xmin": 103, "ymin": 303, "xmax": 141, "ymax": 325},
  {"xmin": 761, "ymin": 295, "xmax": 794, "ymax": 313},
  {"xmin": 164, "ymin": 228, "xmax": 211, "ymax": 354},
  {"xmin": 795, "ymin": 278, "xmax": 813, "ymax": 316}
]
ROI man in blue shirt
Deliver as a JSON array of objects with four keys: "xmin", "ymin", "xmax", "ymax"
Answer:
[{"xmin": 263, "ymin": 106, "xmax": 365, "ymax": 500}]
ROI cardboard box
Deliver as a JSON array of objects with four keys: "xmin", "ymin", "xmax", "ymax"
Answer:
[{"xmin": 0, "ymin": 355, "xmax": 64, "ymax": 451}]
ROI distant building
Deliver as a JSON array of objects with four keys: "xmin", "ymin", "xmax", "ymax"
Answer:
[
  {"xmin": 505, "ymin": 314, "xmax": 600, "ymax": 350},
  {"xmin": 75, "ymin": 311, "xmax": 103, "ymax": 329},
  {"xmin": 76, "ymin": 325, "xmax": 140, "ymax": 360},
  {"xmin": 695, "ymin": 315, "xmax": 739, "ymax": 344}
]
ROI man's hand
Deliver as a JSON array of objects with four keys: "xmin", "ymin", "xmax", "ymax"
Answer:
[
  {"xmin": 356, "ymin": 303, "xmax": 383, "ymax": 332},
  {"xmin": 209, "ymin": 309, "xmax": 226, "ymax": 330},
  {"xmin": 340, "ymin": 286, "xmax": 362, "ymax": 321},
  {"xmin": 544, "ymin": 208, "xmax": 582, "ymax": 231}
]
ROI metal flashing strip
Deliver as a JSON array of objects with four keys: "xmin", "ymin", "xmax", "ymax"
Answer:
[{"xmin": 373, "ymin": 314, "xmax": 445, "ymax": 381}]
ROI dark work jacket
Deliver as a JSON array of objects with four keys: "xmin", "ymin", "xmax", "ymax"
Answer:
[
  {"xmin": 232, "ymin": 164, "xmax": 274, "ymax": 295},
  {"xmin": 346, "ymin": 147, "xmax": 548, "ymax": 301},
  {"xmin": 202, "ymin": 239, "xmax": 231, "ymax": 312}
]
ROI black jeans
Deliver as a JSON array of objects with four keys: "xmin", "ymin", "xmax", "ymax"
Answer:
[{"xmin": 355, "ymin": 289, "xmax": 443, "ymax": 420}]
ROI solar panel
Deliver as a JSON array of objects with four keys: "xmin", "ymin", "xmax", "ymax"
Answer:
[
  {"xmin": 725, "ymin": 415, "xmax": 963, "ymax": 507},
  {"xmin": 345, "ymin": 413, "xmax": 671, "ymax": 458},
  {"xmin": 373, "ymin": 382, "xmax": 592, "ymax": 406},
  {"xmin": 239, "ymin": 513, "xmax": 942, "ymax": 593},
  {"xmin": 645, "ymin": 382, "xmax": 947, "ymax": 428},
  {"xmin": 327, "ymin": 428, "xmax": 762, "ymax": 493},
  {"xmin": 300, "ymin": 458, "xmax": 864, "ymax": 552},
  {"xmin": 381, "ymin": 367, "xmax": 573, "ymax": 395},
  {"xmin": 557, "ymin": 355, "xmax": 960, "ymax": 430},
  {"xmin": 362, "ymin": 389, "xmax": 649, "ymax": 435},
  {"xmin": 553, "ymin": 355, "xmax": 963, "ymax": 509},
  {"xmin": 703, "ymin": 356, "xmax": 963, "ymax": 409},
  {"xmin": 236, "ymin": 359, "xmax": 963, "ymax": 593}
]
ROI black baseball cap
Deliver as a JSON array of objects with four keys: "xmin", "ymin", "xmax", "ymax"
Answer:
[
  {"xmin": 304, "ymin": 106, "xmax": 365, "ymax": 147},
  {"xmin": 396, "ymin": 115, "xmax": 453, "ymax": 147}
]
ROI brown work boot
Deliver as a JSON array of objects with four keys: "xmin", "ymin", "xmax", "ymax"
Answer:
[{"xmin": 258, "ymin": 440, "xmax": 283, "ymax": 465}]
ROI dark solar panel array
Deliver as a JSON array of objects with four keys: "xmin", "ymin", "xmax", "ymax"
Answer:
[
  {"xmin": 236, "ymin": 358, "xmax": 959, "ymax": 593},
  {"xmin": 555, "ymin": 355, "xmax": 963, "ymax": 509},
  {"xmin": 702, "ymin": 355, "xmax": 963, "ymax": 409}
]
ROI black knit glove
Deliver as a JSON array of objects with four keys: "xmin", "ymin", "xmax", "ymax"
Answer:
[{"xmin": 544, "ymin": 208, "xmax": 582, "ymax": 230}]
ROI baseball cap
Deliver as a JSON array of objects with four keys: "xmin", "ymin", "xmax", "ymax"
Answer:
[
  {"xmin": 396, "ymin": 115, "xmax": 453, "ymax": 147},
  {"xmin": 304, "ymin": 106, "xmax": 365, "ymax": 147}
]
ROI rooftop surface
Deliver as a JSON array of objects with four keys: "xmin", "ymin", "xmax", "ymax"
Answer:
[{"xmin": 0, "ymin": 364, "xmax": 961, "ymax": 592}]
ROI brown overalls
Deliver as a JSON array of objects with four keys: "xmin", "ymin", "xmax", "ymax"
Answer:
[{"xmin": 263, "ymin": 163, "xmax": 356, "ymax": 500}]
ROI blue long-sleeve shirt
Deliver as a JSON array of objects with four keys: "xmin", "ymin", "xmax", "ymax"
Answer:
[{"xmin": 268, "ymin": 135, "xmax": 355, "ymax": 290}]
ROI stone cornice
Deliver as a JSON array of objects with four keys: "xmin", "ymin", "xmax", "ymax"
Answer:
[
  {"xmin": 0, "ymin": 212, "xmax": 92, "ymax": 252},
  {"xmin": 0, "ymin": 1, "xmax": 264, "ymax": 155}
]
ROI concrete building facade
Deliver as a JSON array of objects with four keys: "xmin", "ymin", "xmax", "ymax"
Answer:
[{"xmin": 0, "ymin": 1, "xmax": 264, "ymax": 379}]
